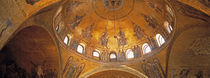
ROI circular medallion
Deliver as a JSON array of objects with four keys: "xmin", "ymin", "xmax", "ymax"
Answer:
[
  {"xmin": 104, "ymin": 0, "xmax": 123, "ymax": 10},
  {"xmin": 93, "ymin": 0, "xmax": 134, "ymax": 20}
]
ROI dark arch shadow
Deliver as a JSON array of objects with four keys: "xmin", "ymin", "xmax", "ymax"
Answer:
[{"xmin": 0, "ymin": 26, "xmax": 60, "ymax": 78}]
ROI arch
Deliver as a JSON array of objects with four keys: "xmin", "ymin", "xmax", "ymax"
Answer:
[
  {"xmin": 93, "ymin": 50, "xmax": 100, "ymax": 57},
  {"xmin": 64, "ymin": 36, "xmax": 69, "ymax": 45},
  {"xmin": 126, "ymin": 49, "xmax": 134, "ymax": 59},
  {"xmin": 110, "ymin": 53, "xmax": 116, "ymax": 59},
  {"xmin": 167, "ymin": 26, "xmax": 210, "ymax": 77},
  {"xmin": 156, "ymin": 34, "xmax": 165, "ymax": 46},
  {"xmin": 64, "ymin": 34, "xmax": 71, "ymax": 46},
  {"xmin": 54, "ymin": 11, "xmax": 63, "ymax": 33},
  {"xmin": 109, "ymin": 52, "xmax": 117, "ymax": 62},
  {"xmin": 79, "ymin": 65, "xmax": 147, "ymax": 78},
  {"xmin": 77, "ymin": 43, "xmax": 85, "ymax": 54},
  {"xmin": 0, "ymin": 26, "xmax": 60, "ymax": 77},
  {"xmin": 164, "ymin": 21, "xmax": 173, "ymax": 33},
  {"xmin": 88, "ymin": 70, "xmax": 139, "ymax": 78},
  {"xmin": 142, "ymin": 43, "xmax": 151, "ymax": 54}
]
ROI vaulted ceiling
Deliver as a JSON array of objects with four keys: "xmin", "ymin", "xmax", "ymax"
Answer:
[
  {"xmin": 53, "ymin": 0, "xmax": 176, "ymax": 64},
  {"xmin": 0, "ymin": 0, "xmax": 209, "ymax": 78}
]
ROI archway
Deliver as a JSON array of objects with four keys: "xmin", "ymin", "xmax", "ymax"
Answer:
[
  {"xmin": 87, "ymin": 70, "xmax": 140, "ymax": 78},
  {"xmin": 80, "ymin": 65, "xmax": 147, "ymax": 78},
  {"xmin": 167, "ymin": 25, "xmax": 210, "ymax": 78},
  {"xmin": 0, "ymin": 26, "xmax": 60, "ymax": 77}
]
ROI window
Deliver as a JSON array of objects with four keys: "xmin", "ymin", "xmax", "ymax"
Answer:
[
  {"xmin": 77, "ymin": 43, "xmax": 85, "ymax": 54},
  {"xmin": 166, "ymin": 5, "xmax": 173, "ymax": 16},
  {"xmin": 142, "ymin": 43, "xmax": 151, "ymax": 54},
  {"xmin": 56, "ymin": 22, "xmax": 62, "ymax": 32},
  {"xmin": 164, "ymin": 21, "xmax": 173, "ymax": 33},
  {"xmin": 156, "ymin": 34, "xmax": 165, "ymax": 46},
  {"xmin": 93, "ymin": 50, "xmax": 100, "ymax": 57},
  {"xmin": 56, "ymin": 25, "xmax": 59, "ymax": 31},
  {"xmin": 126, "ymin": 49, "xmax": 134, "ymax": 59},
  {"xmin": 110, "ymin": 53, "xmax": 116, "ymax": 59},
  {"xmin": 110, "ymin": 52, "xmax": 117, "ymax": 62},
  {"xmin": 64, "ymin": 36, "xmax": 69, "ymax": 45},
  {"xmin": 64, "ymin": 34, "xmax": 71, "ymax": 46}
]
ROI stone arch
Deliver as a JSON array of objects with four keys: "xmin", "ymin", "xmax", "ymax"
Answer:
[
  {"xmin": 80, "ymin": 65, "xmax": 148, "ymax": 78},
  {"xmin": 167, "ymin": 25, "xmax": 210, "ymax": 78},
  {"xmin": 0, "ymin": 26, "xmax": 61, "ymax": 77}
]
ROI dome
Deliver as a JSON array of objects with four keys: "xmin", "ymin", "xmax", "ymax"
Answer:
[{"xmin": 53, "ymin": 0, "xmax": 175, "ymax": 64}]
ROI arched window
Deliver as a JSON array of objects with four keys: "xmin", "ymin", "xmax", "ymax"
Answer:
[
  {"xmin": 126, "ymin": 49, "xmax": 134, "ymax": 59},
  {"xmin": 93, "ymin": 50, "xmax": 100, "ymax": 57},
  {"xmin": 110, "ymin": 52, "xmax": 117, "ymax": 62},
  {"xmin": 77, "ymin": 43, "xmax": 85, "ymax": 54},
  {"xmin": 64, "ymin": 34, "xmax": 71, "ymax": 46},
  {"xmin": 156, "ymin": 34, "xmax": 165, "ymax": 46},
  {"xmin": 164, "ymin": 21, "xmax": 173, "ymax": 33},
  {"xmin": 142, "ymin": 43, "xmax": 151, "ymax": 54},
  {"xmin": 64, "ymin": 36, "xmax": 69, "ymax": 45},
  {"xmin": 166, "ymin": 5, "xmax": 173, "ymax": 16}
]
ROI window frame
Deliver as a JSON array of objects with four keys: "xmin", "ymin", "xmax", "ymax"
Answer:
[
  {"xmin": 110, "ymin": 52, "xmax": 117, "ymax": 60},
  {"xmin": 77, "ymin": 43, "xmax": 85, "ymax": 54},
  {"xmin": 64, "ymin": 36, "xmax": 69, "ymax": 45},
  {"xmin": 63, "ymin": 34, "xmax": 72, "ymax": 46},
  {"xmin": 142, "ymin": 43, "xmax": 152, "ymax": 54},
  {"xmin": 126, "ymin": 49, "xmax": 134, "ymax": 59},
  {"xmin": 93, "ymin": 50, "xmax": 100, "ymax": 57},
  {"xmin": 156, "ymin": 34, "xmax": 165, "ymax": 47},
  {"xmin": 164, "ymin": 21, "xmax": 173, "ymax": 33}
]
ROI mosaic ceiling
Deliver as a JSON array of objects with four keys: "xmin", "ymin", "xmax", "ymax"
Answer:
[{"xmin": 53, "ymin": 0, "xmax": 176, "ymax": 64}]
